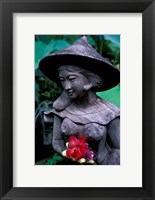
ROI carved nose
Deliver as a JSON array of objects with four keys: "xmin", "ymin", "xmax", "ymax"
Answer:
[{"xmin": 64, "ymin": 82, "xmax": 71, "ymax": 91}]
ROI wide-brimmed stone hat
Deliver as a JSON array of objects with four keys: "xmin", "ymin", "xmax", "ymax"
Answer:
[{"xmin": 39, "ymin": 36, "xmax": 120, "ymax": 91}]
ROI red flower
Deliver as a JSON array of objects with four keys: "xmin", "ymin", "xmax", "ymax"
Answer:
[{"xmin": 66, "ymin": 136, "xmax": 95, "ymax": 161}]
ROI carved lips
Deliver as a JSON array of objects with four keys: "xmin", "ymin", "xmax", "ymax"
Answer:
[{"xmin": 67, "ymin": 89, "xmax": 73, "ymax": 97}]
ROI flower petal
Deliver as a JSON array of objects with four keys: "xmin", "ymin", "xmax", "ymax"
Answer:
[
  {"xmin": 69, "ymin": 136, "xmax": 80, "ymax": 148},
  {"xmin": 74, "ymin": 148, "xmax": 83, "ymax": 160},
  {"xmin": 79, "ymin": 137, "xmax": 87, "ymax": 145},
  {"xmin": 66, "ymin": 148, "xmax": 74, "ymax": 158}
]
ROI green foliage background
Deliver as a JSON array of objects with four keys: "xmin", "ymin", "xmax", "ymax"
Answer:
[{"xmin": 35, "ymin": 35, "xmax": 120, "ymax": 164}]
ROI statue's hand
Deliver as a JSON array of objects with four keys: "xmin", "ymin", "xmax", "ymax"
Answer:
[
  {"xmin": 62, "ymin": 150, "xmax": 67, "ymax": 157},
  {"xmin": 78, "ymin": 158, "xmax": 95, "ymax": 164},
  {"xmin": 61, "ymin": 150, "xmax": 86, "ymax": 162},
  {"xmin": 61, "ymin": 151, "xmax": 94, "ymax": 164},
  {"xmin": 61, "ymin": 142, "xmax": 69, "ymax": 157}
]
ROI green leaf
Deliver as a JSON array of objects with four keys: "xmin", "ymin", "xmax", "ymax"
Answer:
[
  {"xmin": 47, "ymin": 159, "xmax": 54, "ymax": 165},
  {"xmin": 104, "ymin": 35, "xmax": 120, "ymax": 48},
  {"xmin": 53, "ymin": 153, "xmax": 64, "ymax": 161},
  {"xmin": 50, "ymin": 153, "xmax": 64, "ymax": 165},
  {"xmin": 87, "ymin": 35, "xmax": 96, "ymax": 46},
  {"xmin": 41, "ymin": 91, "xmax": 51, "ymax": 98},
  {"xmin": 35, "ymin": 40, "xmax": 56, "ymax": 70},
  {"xmin": 35, "ymin": 41, "xmax": 47, "ymax": 70},
  {"xmin": 97, "ymin": 85, "xmax": 120, "ymax": 107},
  {"xmin": 35, "ymin": 39, "xmax": 70, "ymax": 70},
  {"xmin": 35, "ymin": 82, "xmax": 39, "ymax": 93},
  {"xmin": 53, "ymin": 39, "xmax": 70, "ymax": 52}
]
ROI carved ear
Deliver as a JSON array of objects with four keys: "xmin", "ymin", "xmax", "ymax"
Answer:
[
  {"xmin": 53, "ymin": 90, "xmax": 72, "ymax": 111},
  {"xmin": 83, "ymin": 83, "xmax": 93, "ymax": 91}
]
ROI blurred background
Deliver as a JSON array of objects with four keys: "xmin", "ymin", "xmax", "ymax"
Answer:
[{"xmin": 35, "ymin": 35, "xmax": 120, "ymax": 164}]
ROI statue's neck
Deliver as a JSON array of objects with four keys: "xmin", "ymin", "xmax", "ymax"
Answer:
[{"xmin": 73, "ymin": 91, "xmax": 98, "ymax": 109}]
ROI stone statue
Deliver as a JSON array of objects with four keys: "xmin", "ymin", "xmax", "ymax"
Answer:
[{"xmin": 39, "ymin": 36, "xmax": 120, "ymax": 165}]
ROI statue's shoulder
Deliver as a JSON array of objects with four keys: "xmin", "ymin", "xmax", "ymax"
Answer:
[
  {"xmin": 47, "ymin": 98, "xmax": 119, "ymax": 125},
  {"xmin": 99, "ymin": 98, "xmax": 120, "ymax": 114}
]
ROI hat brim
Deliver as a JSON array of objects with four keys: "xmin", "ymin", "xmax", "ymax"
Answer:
[{"xmin": 39, "ymin": 54, "xmax": 120, "ymax": 92}]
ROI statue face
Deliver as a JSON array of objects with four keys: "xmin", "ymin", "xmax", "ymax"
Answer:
[{"xmin": 58, "ymin": 65, "xmax": 90, "ymax": 99}]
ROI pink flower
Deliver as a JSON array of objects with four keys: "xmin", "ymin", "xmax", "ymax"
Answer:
[{"xmin": 66, "ymin": 136, "xmax": 95, "ymax": 162}]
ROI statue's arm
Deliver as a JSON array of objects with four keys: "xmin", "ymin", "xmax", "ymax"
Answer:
[
  {"xmin": 52, "ymin": 114, "xmax": 66, "ymax": 154},
  {"xmin": 107, "ymin": 117, "xmax": 120, "ymax": 165}
]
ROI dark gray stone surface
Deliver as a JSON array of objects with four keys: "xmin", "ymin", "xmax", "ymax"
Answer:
[{"xmin": 40, "ymin": 36, "xmax": 120, "ymax": 165}]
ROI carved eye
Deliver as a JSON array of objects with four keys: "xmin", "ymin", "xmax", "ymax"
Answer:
[
  {"xmin": 68, "ymin": 76, "xmax": 76, "ymax": 82},
  {"xmin": 70, "ymin": 78, "xmax": 75, "ymax": 82},
  {"xmin": 59, "ymin": 77, "xmax": 65, "ymax": 82}
]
